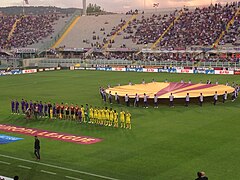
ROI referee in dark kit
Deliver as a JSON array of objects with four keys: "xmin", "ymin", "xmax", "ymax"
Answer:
[{"xmin": 34, "ymin": 136, "xmax": 40, "ymax": 160}]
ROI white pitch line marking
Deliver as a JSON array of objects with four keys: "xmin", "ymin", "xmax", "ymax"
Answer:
[
  {"xmin": 0, "ymin": 154, "xmax": 119, "ymax": 180},
  {"xmin": 40, "ymin": 170, "xmax": 57, "ymax": 175},
  {"xmin": 18, "ymin": 165, "xmax": 32, "ymax": 169},
  {"xmin": 65, "ymin": 175, "xmax": 83, "ymax": 180},
  {"xmin": 0, "ymin": 160, "xmax": 10, "ymax": 165}
]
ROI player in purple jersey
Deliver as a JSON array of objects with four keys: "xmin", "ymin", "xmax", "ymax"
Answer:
[
  {"xmin": 44, "ymin": 102, "xmax": 48, "ymax": 118},
  {"xmin": 11, "ymin": 100, "xmax": 15, "ymax": 114},
  {"xmin": 30, "ymin": 100, "xmax": 33, "ymax": 111},
  {"xmin": 15, "ymin": 100, "xmax": 19, "ymax": 114},
  {"xmin": 25, "ymin": 100, "xmax": 29, "ymax": 111},
  {"xmin": 33, "ymin": 101, "xmax": 37, "ymax": 110},
  {"xmin": 21, "ymin": 99, "xmax": 26, "ymax": 114},
  {"xmin": 38, "ymin": 101, "xmax": 43, "ymax": 118}
]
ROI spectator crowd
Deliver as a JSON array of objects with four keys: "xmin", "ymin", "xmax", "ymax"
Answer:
[
  {"xmin": 159, "ymin": 2, "xmax": 239, "ymax": 48},
  {"xmin": 0, "ymin": 14, "xmax": 60, "ymax": 49}
]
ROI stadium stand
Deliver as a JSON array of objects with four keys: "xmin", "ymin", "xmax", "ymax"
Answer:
[
  {"xmin": 102, "ymin": 13, "xmax": 138, "ymax": 49},
  {"xmin": 158, "ymin": 3, "xmax": 238, "ymax": 48},
  {"xmin": 51, "ymin": 2, "xmax": 240, "ymax": 50},
  {"xmin": 115, "ymin": 10, "xmax": 179, "ymax": 49},
  {"xmin": 7, "ymin": 2, "xmax": 236, "ymax": 51},
  {"xmin": 57, "ymin": 14, "xmax": 130, "ymax": 49},
  {"xmin": 0, "ymin": 15, "xmax": 19, "ymax": 49},
  {"xmin": 27, "ymin": 14, "xmax": 72, "ymax": 49},
  {"xmin": 1, "ymin": 2, "xmax": 240, "ymax": 69},
  {"xmin": 219, "ymin": 9, "xmax": 240, "ymax": 46},
  {"xmin": 0, "ymin": 14, "xmax": 68, "ymax": 49}
]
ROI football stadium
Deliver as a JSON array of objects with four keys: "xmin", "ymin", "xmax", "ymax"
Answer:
[{"xmin": 0, "ymin": 0, "xmax": 240, "ymax": 179}]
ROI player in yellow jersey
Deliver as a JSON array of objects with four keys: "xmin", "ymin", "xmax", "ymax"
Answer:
[
  {"xmin": 89, "ymin": 106, "xmax": 94, "ymax": 123},
  {"xmin": 101, "ymin": 108, "xmax": 105, "ymax": 125},
  {"xmin": 97, "ymin": 108, "xmax": 101, "ymax": 124},
  {"xmin": 109, "ymin": 108, "xmax": 114, "ymax": 127},
  {"xmin": 125, "ymin": 111, "xmax": 131, "ymax": 129},
  {"xmin": 105, "ymin": 107, "xmax": 110, "ymax": 126},
  {"xmin": 120, "ymin": 109, "xmax": 126, "ymax": 128},
  {"xmin": 113, "ymin": 110, "xmax": 119, "ymax": 128},
  {"xmin": 80, "ymin": 105, "xmax": 85, "ymax": 123},
  {"xmin": 50, "ymin": 108, "xmax": 53, "ymax": 119},
  {"xmin": 93, "ymin": 107, "xmax": 98, "ymax": 124}
]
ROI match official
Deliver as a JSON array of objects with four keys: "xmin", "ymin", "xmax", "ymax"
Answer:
[{"xmin": 34, "ymin": 136, "xmax": 40, "ymax": 160}]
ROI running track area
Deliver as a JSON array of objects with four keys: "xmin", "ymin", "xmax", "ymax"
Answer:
[{"xmin": 0, "ymin": 154, "xmax": 119, "ymax": 180}]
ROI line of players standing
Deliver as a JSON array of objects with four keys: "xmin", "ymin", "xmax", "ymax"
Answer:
[
  {"xmin": 100, "ymin": 80, "xmax": 239, "ymax": 108},
  {"xmin": 10, "ymin": 100, "xmax": 132, "ymax": 129}
]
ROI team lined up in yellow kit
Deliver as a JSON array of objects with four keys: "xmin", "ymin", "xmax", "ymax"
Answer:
[{"xmin": 83, "ymin": 107, "xmax": 132, "ymax": 129}]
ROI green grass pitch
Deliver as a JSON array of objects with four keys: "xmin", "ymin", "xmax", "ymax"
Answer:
[{"xmin": 0, "ymin": 70, "xmax": 240, "ymax": 180}]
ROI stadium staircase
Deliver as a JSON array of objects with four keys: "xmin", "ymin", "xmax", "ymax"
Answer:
[
  {"xmin": 212, "ymin": 8, "xmax": 240, "ymax": 48},
  {"xmin": 102, "ymin": 13, "xmax": 138, "ymax": 49},
  {"xmin": 7, "ymin": 16, "xmax": 23, "ymax": 41},
  {"xmin": 151, "ymin": 10, "xmax": 183, "ymax": 49},
  {"xmin": 51, "ymin": 15, "xmax": 81, "ymax": 49},
  {"xmin": 84, "ymin": 47, "xmax": 94, "ymax": 57}
]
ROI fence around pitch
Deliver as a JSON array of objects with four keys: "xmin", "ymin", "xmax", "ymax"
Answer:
[{"xmin": 23, "ymin": 58, "xmax": 240, "ymax": 69}]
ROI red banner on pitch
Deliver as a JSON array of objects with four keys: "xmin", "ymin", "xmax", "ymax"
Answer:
[{"xmin": 0, "ymin": 124, "xmax": 102, "ymax": 145}]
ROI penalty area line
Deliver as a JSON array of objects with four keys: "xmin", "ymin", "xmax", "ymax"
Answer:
[
  {"xmin": 40, "ymin": 170, "xmax": 57, "ymax": 175},
  {"xmin": 65, "ymin": 175, "xmax": 83, "ymax": 180},
  {"xmin": 0, "ymin": 160, "xmax": 11, "ymax": 165},
  {"xmin": 18, "ymin": 165, "xmax": 32, "ymax": 170},
  {"xmin": 0, "ymin": 154, "xmax": 119, "ymax": 180}
]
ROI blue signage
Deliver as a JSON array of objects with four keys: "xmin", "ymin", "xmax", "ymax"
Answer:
[
  {"xmin": 0, "ymin": 134, "xmax": 23, "ymax": 144},
  {"xmin": 194, "ymin": 70, "xmax": 205, "ymax": 74},
  {"xmin": 11, "ymin": 69, "xmax": 22, "ymax": 75},
  {"xmin": 205, "ymin": 70, "xmax": 215, "ymax": 74},
  {"xmin": 0, "ymin": 69, "xmax": 22, "ymax": 76},
  {"xmin": 158, "ymin": 68, "xmax": 177, "ymax": 73},
  {"xmin": 96, "ymin": 67, "xmax": 112, "ymax": 71},
  {"xmin": 126, "ymin": 68, "xmax": 143, "ymax": 72}
]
